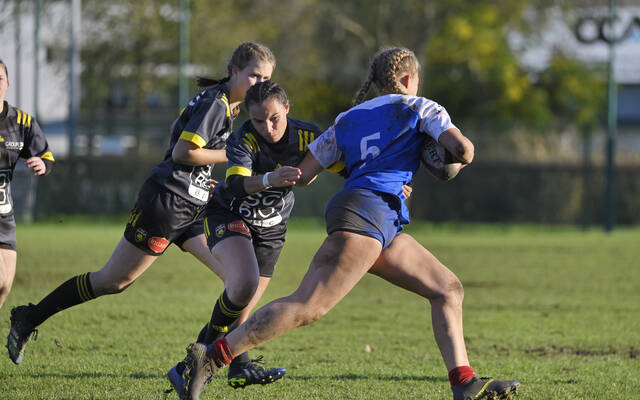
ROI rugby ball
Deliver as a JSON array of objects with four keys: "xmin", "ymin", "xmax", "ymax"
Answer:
[{"xmin": 421, "ymin": 136, "xmax": 461, "ymax": 181}]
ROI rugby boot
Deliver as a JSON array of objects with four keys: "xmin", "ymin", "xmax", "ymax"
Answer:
[
  {"xmin": 167, "ymin": 361, "xmax": 187, "ymax": 399},
  {"xmin": 227, "ymin": 355, "xmax": 286, "ymax": 389},
  {"xmin": 6, "ymin": 304, "xmax": 38, "ymax": 365},
  {"xmin": 182, "ymin": 343, "xmax": 220, "ymax": 400},
  {"xmin": 452, "ymin": 376, "xmax": 520, "ymax": 400}
]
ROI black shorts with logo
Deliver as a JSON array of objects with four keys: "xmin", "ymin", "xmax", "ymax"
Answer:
[
  {"xmin": 0, "ymin": 215, "xmax": 17, "ymax": 251},
  {"xmin": 124, "ymin": 179, "xmax": 206, "ymax": 255},
  {"xmin": 204, "ymin": 202, "xmax": 286, "ymax": 278}
]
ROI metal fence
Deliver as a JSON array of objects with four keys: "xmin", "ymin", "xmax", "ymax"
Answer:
[{"xmin": 11, "ymin": 156, "xmax": 640, "ymax": 227}]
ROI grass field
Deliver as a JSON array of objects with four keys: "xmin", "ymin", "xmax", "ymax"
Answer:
[{"xmin": 0, "ymin": 219, "xmax": 639, "ymax": 399}]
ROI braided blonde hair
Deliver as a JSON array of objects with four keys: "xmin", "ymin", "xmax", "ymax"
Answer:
[{"xmin": 353, "ymin": 47, "xmax": 420, "ymax": 106}]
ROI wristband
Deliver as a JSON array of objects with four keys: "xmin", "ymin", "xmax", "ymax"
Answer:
[{"xmin": 262, "ymin": 172, "xmax": 272, "ymax": 189}]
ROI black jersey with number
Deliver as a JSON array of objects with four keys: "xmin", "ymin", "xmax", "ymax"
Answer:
[
  {"xmin": 210, "ymin": 117, "xmax": 321, "ymax": 228},
  {"xmin": 0, "ymin": 101, "xmax": 54, "ymax": 217},
  {"xmin": 150, "ymin": 84, "xmax": 237, "ymax": 206}
]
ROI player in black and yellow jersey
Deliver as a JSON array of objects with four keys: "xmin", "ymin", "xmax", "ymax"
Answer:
[
  {"xmin": 6, "ymin": 44, "xmax": 278, "ymax": 374},
  {"xmin": 168, "ymin": 80, "xmax": 338, "ymax": 394},
  {"xmin": 0, "ymin": 59, "xmax": 55, "ymax": 310}
]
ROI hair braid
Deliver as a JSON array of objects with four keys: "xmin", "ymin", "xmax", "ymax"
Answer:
[
  {"xmin": 353, "ymin": 47, "xmax": 420, "ymax": 104},
  {"xmin": 353, "ymin": 58, "xmax": 377, "ymax": 106}
]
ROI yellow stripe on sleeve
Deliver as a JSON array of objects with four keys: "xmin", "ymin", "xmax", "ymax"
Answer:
[
  {"xmin": 16, "ymin": 109, "xmax": 22, "ymax": 125},
  {"xmin": 225, "ymin": 166, "xmax": 252, "ymax": 183},
  {"xmin": 220, "ymin": 95, "xmax": 231, "ymax": 117},
  {"xmin": 178, "ymin": 131, "xmax": 207, "ymax": 148},
  {"xmin": 40, "ymin": 152, "xmax": 55, "ymax": 162},
  {"xmin": 26, "ymin": 114, "xmax": 32, "ymax": 127}
]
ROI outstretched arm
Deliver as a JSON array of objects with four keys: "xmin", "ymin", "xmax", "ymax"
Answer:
[{"xmin": 295, "ymin": 151, "xmax": 324, "ymax": 186}]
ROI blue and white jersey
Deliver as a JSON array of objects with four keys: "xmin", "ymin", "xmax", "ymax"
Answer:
[{"xmin": 308, "ymin": 94, "xmax": 455, "ymax": 224}]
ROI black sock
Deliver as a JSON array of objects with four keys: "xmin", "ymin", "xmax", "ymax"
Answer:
[
  {"xmin": 28, "ymin": 272, "xmax": 96, "ymax": 327},
  {"xmin": 230, "ymin": 351, "xmax": 250, "ymax": 368},
  {"xmin": 196, "ymin": 324, "xmax": 208, "ymax": 342},
  {"xmin": 203, "ymin": 290, "xmax": 244, "ymax": 343}
]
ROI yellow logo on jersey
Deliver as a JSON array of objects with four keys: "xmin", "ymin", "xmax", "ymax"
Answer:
[
  {"xmin": 298, "ymin": 129, "xmax": 315, "ymax": 151},
  {"xmin": 243, "ymin": 133, "xmax": 262, "ymax": 153},
  {"xmin": 15, "ymin": 109, "xmax": 32, "ymax": 127},
  {"xmin": 0, "ymin": 136, "xmax": 4, "ymax": 142}
]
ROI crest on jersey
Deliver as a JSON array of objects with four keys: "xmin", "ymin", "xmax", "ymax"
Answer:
[
  {"xmin": 135, "ymin": 228, "xmax": 147, "ymax": 242},
  {"xmin": 215, "ymin": 224, "xmax": 226, "ymax": 237}
]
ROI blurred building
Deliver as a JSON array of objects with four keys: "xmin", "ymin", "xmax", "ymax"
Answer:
[{"xmin": 512, "ymin": 6, "xmax": 640, "ymax": 157}]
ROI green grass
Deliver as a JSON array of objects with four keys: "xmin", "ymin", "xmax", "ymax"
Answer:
[{"xmin": 1, "ymin": 219, "xmax": 639, "ymax": 399}]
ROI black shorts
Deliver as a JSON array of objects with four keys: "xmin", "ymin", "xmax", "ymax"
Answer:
[
  {"xmin": 0, "ymin": 215, "xmax": 17, "ymax": 251},
  {"xmin": 124, "ymin": 179, "xmax": 206, "ymax": 255},
  {"xmin": 205, "ymin": 202, "xmax": 286, "ymax": 278}
]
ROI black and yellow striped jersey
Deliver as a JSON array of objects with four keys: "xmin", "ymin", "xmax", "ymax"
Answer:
[
  {"xmin": 0, "ymin": 101, "xmax": 54, "ymax": 216},
  {"xmin": 150, "ymin": 84, "xmax": 237, "ymax": 206},
  {"xmin": 210, "ymin": 117, "xmax": 321, "ymax": 228}
]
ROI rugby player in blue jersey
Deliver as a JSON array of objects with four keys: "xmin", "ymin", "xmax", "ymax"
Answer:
[
  {"xmin": 181, "ymin": 47, "xmax": 520, "ymax": 400},
  {"xmin": 7, "ymin": 44, "xmax": 283, "ymax": 387}
]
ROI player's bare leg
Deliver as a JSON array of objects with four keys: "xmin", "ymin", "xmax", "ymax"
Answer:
[
  {"xmin": 228, "ymin": 231, "xmax": 381, "ymax": 353},
  {"xmin": 0, "ymin": 248, "xmax": 17, "ymax": 309},
  {"xmin": 89, "ymin": 237, "xmax": 158, "ymax": 296},
  {"xmin": 7, "ymin": 238, "xmax": 158, "ymax": 364},
  {"xmin": 210, "ymin": 236, "xmax": 260, "ymax": 305},
  {"xmin": 368, "ymin": 233, "xmax": 468, "ymax": 371},
  {"xmin": 232, "ymin": 275, "xmax": 270, "ymax": 327},
  {"xmin": 182, "ymin": 234, "xmax": 224, "ymax": 280},
  {"xmin": 170, "ymin": 237, "xmax": 280, "ymax": 395},
  {"xmin": 368, "ymin": 233, "xmax": 519, "ymax": 399},
  {"xmin": 183, "ymin": 231, "xmax": 382, "ymax": 399}
]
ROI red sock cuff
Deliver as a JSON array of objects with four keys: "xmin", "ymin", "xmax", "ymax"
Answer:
[
  {"xmin": 448, "ymin": 365, "xmax": 476, "ymax": 386},
  {"xmin": 209, "ymin": 338, "xmax": 234, "ymax": 367}
]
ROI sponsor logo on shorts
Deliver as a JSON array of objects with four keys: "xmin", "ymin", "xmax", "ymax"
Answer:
[
  {"xmin": 215, "ymin": 224, "xmax": 226, "ymax": 238},
  {"xmin": 148, "ymin": 236, "xmax": 169, "ymax": 253},
  {"xmin": 227, "ymin": 220, "xmax": 250, "ymax": 236},
  {"xmin": 135, "ymin": 228, "xmax": 147, "ymax": 242}
]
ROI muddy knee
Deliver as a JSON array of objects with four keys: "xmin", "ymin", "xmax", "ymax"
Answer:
[{"xmin": 296, "ymin": 306, "xmax": 330, "ymax": 327}]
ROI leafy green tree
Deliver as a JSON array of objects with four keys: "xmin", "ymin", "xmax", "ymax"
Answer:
[{"xmin": 58, "ymin": 0, "xmax": 607, "ymax": 147}]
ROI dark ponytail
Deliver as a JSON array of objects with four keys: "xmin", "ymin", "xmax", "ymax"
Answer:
[{"xmin": 195, "ymin": 76, "xmax": 229, "ymax": 88}]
